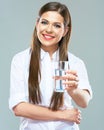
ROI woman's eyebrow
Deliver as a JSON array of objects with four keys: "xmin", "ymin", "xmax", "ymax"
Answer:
[
  {"xmin": 41, "ymin": 18, "xmax": 62, "ymax": 25},
  {"xmin": 40, "ymin": 18, "xmax": 48, "ymax": 21}
]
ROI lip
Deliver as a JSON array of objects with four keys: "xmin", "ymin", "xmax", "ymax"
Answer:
[{"xmin": 42, "ymin": 34, "xmax": 55, "ymax": 40}]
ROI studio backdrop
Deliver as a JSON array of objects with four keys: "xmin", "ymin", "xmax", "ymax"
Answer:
[{"xmin": 0, "ymin": 0, "xmax": 103, "ymax": 130}]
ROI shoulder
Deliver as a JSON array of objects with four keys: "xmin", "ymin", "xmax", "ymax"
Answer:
[
  {"xmin": 11, "ymin": 48, "xmax": 31, "ymax": 66},
  {"xmin": 68, "ymin": 51, "xmax": 86, "ymax": 69},
  {"xmin": 12, "ymin": 48, "xmax": 30, "ymax": 60},
  {"xmin": 68, "ymin": 52, "xmax": 83, "ymax": 63}
]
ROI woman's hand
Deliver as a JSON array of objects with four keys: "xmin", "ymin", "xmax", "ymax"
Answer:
[
  {"xmin": 63, "ymin": 70, "xmax": 91, "ymax": 108},
  {"xmin": 61, "ymin": 108, "xmax": 82, "ymax": 124},
  {"xmin": 63, "ymin": 70, "xmax": 79, "ymax": 92}
]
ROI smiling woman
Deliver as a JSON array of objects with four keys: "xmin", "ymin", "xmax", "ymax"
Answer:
[
  {"xmin": 9, "ymin": 2, "xmax": 92, "ymax": 130},
  {"xmin": 36, "ymin": 11, "xmax": 68, "ymax": 53}
]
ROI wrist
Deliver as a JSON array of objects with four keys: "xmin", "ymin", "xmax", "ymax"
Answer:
[
  {"xmin": 57, "ymin": 110, "xmax": 67, "ymax": 121},
  {"xmin": 53, "ymin": 110, "xmax": 65, "ymax": 121},
  {"xmin": 67, "ymin": 88, "xmax": 78, "ymax": 96}
]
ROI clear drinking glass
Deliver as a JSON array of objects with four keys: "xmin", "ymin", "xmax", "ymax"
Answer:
[{"xmin": 53, "ymin": 61, "xmax": 69, "ymax": 92}]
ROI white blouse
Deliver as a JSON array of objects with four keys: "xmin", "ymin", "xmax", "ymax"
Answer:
[{"xmin": 9, "ymin": 48, "xmax": 92, "ymax": 130}]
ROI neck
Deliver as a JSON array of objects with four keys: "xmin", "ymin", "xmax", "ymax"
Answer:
[{"xmin": 41, "ymin": 44, "xmax": 58, "ymax": 58}]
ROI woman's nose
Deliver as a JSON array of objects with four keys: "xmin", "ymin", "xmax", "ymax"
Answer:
[{"xmin": 46, "ymin": 24, "xmax": 53, "ymax": 33}]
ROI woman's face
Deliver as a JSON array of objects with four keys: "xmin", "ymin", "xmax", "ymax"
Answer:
[{"xmin": 36, "ymin": 11, "xmax": 67, "ymax": 52}]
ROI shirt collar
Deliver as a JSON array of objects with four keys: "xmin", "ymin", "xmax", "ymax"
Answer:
[{"xmin": 40, "ymin": 48, "xmax": 59, "ymax": 61}]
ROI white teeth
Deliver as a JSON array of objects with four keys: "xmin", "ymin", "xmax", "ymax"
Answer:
[
  {"xmin": 43, "ymin": 34, "xmax": 54, "ymax": 39},
  {"xmin": 44, "ymin": 35, "xmax": 53, "ymax": 39}
]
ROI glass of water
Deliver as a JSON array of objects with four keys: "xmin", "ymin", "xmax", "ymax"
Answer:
[{"xmin": 53, "ymin": 61, "xmax": 69, "ymax": 92}]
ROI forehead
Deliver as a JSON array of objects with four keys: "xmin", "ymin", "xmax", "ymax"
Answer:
[{"xmin": 40, "ymin": 11, "xmax": 64, "ymax": 23}]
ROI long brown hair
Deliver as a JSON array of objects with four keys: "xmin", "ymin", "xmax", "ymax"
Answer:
[{"xmin": 28, "ymin": 2, "xmax": 72, "ymax": 111}]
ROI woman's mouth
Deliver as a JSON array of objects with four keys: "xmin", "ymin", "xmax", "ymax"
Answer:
[{"xmin": 43, "ymin": 34, "xmax": 55, "ymax": 40}]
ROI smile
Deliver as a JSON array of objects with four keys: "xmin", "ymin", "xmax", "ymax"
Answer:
[{"xmin": 43, "ymin": 34, "xmax": 55, "ymax": 40}]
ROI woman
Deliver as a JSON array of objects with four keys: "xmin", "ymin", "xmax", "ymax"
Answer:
[{"xmin": 9, "ymin": 2, "xmax": 92, "ymax": 130}]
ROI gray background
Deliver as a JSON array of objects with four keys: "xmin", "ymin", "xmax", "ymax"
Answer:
[{"xmin": 0, "ymin": 0, "xmax": 103, "ymax": 130}]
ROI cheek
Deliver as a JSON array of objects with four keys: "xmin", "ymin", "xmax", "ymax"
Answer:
[
  {"xmin": 37, "ymin": 27, "xmax": 41, "ymax": 34},
  {"xmin": 56, "ymin": 30, "xmax": 64, "ymax": 38},
  {"xmin": 36, "ymin": 24, "xmax": 44, "ymax": 33}
]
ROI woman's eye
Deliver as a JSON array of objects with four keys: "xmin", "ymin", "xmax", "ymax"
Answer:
[
  {"xmin": 54, "ymin": 24, "xmax": 61, "ymax": 28},
  {"xmin": 41, "ymin": 21, "xmax": 48, "ymax": 25}
]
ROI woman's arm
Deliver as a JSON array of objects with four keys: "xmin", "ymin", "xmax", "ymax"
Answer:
[
  {"xmin": 67, "ymin": 88, "xmax": 91, "ymax": 108},
  {"xmin": 13, "ymin": 102, "xmax": 81, "ymax": 124},
  {"xmin": 63, "ymin": 70, "xmax": 91, "ymax": 108}
]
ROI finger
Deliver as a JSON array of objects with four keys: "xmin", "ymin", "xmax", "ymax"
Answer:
[
  {"xmin": 53, "ymin": 76, "xmax": 63, "ymax": 80},
  {"xmin": 76, "ymin": 116, "xmax": 81, "ymax": 124},
  {"xmin": 76, "ymin": 110, "xmax": 82, "ymax": 124},
  {"xmin": 66, "ymin": 70, "xmax": 78, "ymax": 76},
  {"xmin": 64, "ymin": 80, "xmax": 78, "ymax": 87},
  {"xmin": 64, "ymin": 74, "xmax": 79, "ymax": 81},
  {"xmin": 76, "ymin": 118, "xmax": 81, "ymax": 124}
]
